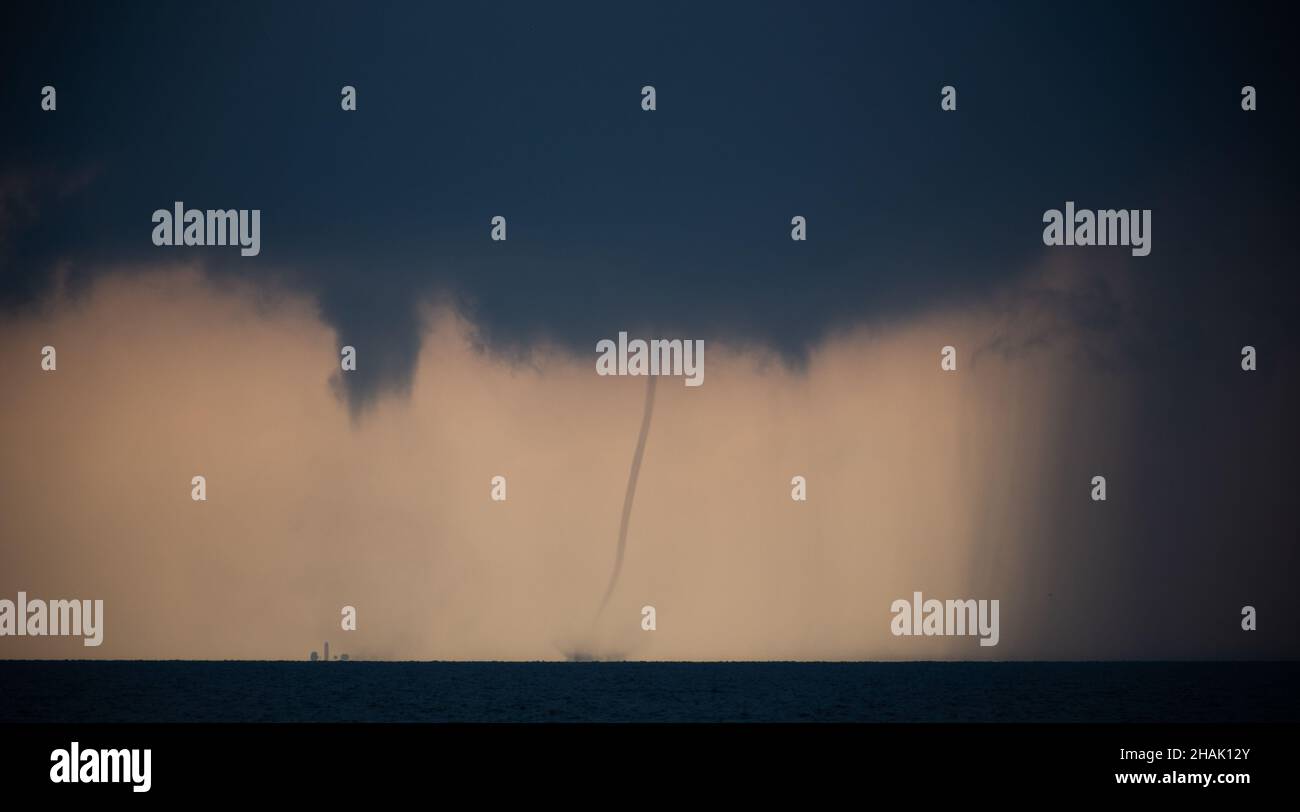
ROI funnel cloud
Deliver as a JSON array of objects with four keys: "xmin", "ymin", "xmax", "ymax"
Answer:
[{"xmin": 596, "ymin": 373, "xmax": 658, "ymax": 622}]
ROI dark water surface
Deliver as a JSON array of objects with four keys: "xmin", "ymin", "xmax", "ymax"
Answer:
[{"xmin": 1, "ymin": 661, "xmax": 1295, "ymax": 723}]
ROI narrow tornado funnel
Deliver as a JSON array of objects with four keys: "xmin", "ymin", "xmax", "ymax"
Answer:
[{"xmin": 595, "ymin": 373, "xmax": 658, "ymax": 623}]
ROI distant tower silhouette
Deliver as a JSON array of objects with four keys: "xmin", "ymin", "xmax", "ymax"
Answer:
[{"xmin": 324, "ymin": 641, "xmax": 330, "ymax": 662}]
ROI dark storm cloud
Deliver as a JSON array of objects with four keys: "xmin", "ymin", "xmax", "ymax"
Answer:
[{"xmin": 1, "ymin": 0, "xmax": 1296, "ymax": 413}]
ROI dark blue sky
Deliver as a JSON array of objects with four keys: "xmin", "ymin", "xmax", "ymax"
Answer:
[{"xmin": 2, "ymin": 1, "xmax": 1296, "ymax": 405}]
